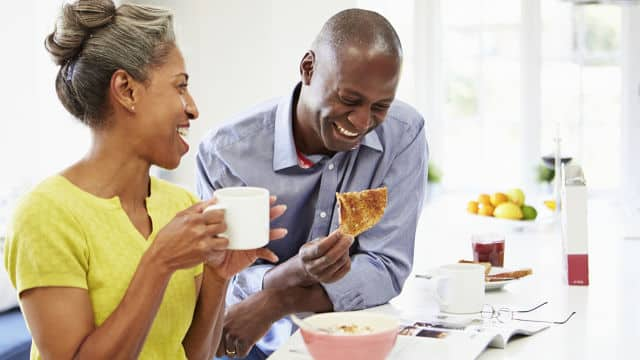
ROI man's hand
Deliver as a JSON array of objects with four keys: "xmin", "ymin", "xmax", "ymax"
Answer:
[
  {"xmin": 216, "ymin": 290, "xmax": 281, "ymax": 358},
  {"xmin": 298, "ymin": 229, "xmax": 354, "ymax": 284}
]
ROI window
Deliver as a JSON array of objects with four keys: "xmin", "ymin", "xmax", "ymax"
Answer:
[
  {"xmin": 541, "ymin": 1, "xmax": 621, "ymax": 189},
  {"xmin": 441, "ymin": 0, "xmax": 523, "ymax": 189},
  {"xmin": 435, "ymin": 0, "xmax": 621, "ymax": 190}
]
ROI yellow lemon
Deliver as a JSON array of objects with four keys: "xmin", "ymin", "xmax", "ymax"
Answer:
[
  {"xmin": 544, "ymin": 200, "xmax": 556, "ymax": 211},
  {"xmin": 506, "ymin": 188, "xmax": 525, "ymax": 206},
  {"xmin": 494, "ymin": 202, "xmax": 523, "ymax": 220},
  {"xmin": 467, "ymin": 201, "xmax": 479, "ymax": 214},
  {"xmin": 490, "ymin": 192, "xmax": 509, "ymax": 207}
]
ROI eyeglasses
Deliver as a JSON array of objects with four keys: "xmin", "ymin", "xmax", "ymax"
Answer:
[{"xmin": 479, "ymin": 301, "xmax": 576, "ymax": 324}]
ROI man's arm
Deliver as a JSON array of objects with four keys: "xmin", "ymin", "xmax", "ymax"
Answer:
[
  {"xmin": 323, "ymin": 121, "xmax": 427, "ymax": 310},
  {"xmin": 216, "ymin": 284, "xmax": 333, "ymax": 358},
  {"xmin": 259, "ymin": 120, "xmax": 427, "ymax": 310},
  {"xmin": 262, "ymin": 229, "xmax": 353, "ymax": 289}
]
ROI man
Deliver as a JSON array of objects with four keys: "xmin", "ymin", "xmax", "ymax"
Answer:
[{"xmin": 196, "ymin": 8, "xmax": 428, "ymax": 360}]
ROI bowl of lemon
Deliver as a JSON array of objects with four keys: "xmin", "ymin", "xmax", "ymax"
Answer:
[{"xmin": 466, "ymin": 188, "xmax": 542, "ymax": 232}]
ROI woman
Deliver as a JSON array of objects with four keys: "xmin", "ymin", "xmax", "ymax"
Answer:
[{"xmin": 3, "ymin": 0, "xmax": 286, "ymax": 359}]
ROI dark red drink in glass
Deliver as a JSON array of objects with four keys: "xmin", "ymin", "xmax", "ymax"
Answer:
[{"xmin": 471, "ymin": 233, "xmax": 505, "ymax": 267}]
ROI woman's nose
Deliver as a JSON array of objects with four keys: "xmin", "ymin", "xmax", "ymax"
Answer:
[{"xmin": 184, "ymin": 94, "xmax": 199, "ymax": 120}]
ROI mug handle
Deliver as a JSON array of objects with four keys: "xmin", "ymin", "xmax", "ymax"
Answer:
[
  {"xmin": 204, "ymin": 203, "xmax": 226, "ymax": 212},
  {"xmin": 203, "ymin": 204, "xmax": 229, "ymax": 240},
  {"xmin": 429, "ymin": 273, "xmax": 450, "ymax": 308}
]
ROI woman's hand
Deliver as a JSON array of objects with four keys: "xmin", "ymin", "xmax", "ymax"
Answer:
[
  {"xmin": 148, "ymin": 199, "xmax": 229, "ymax": 274},
  {"xmin": 207, "ymin": 196, "xmax": 287, "ymax": 280}
]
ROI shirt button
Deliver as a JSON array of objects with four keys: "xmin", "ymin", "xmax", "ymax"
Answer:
[
  {"xmin": 328, "ymin": 163, "xmax": 335, "ymax": 170},
  {"xmin": 320, "ymin": 211, "xmax": 327, "ymax": 218}
]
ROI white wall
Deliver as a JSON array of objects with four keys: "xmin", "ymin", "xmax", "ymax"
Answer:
[
  {"xmin": 0, "ymin": 1, "xmax": 90, "ymax": 191},
  {"xmin": 157, "ymin": 0, "xmax": 360, "ymax": 190},
  {"xmin": 0, "ymin": 0, "xmax": 366, "ymax": 193},
  {"xmin": 621, "ymin": 6, "xmax": 640, "ymax": 203},
  {"xmin": 2, "ymin": 1, "xmax": 635, "ymax": 196}
]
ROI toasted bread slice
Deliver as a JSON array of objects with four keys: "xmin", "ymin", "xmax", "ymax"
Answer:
[
  {"xmin": 458, "ymin": 259, "xmax": 492, "ymax": 275},
  {"xmin": 487, "ymin": 268, "xmax": 533, "ymax": 280},
  {"xmin": 336, "ymin": 187, "xmax": 387, "ymax": 236}
]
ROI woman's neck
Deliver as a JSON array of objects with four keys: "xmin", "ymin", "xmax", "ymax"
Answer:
[{"xmin": 61, "ymin": 130, "xmax": 151, "ymax": 208}]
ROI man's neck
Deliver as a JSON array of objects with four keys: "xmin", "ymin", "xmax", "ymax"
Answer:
[{"xmin": 293, "ymin": 89, "xmax": 333, "ymax": 156}]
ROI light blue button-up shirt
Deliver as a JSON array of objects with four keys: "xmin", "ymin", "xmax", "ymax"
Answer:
[{"xmin": 196, "ymin": 83, "xmax": 428, "ymax": 355}]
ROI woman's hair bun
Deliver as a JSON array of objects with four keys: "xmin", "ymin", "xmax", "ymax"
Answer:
[{"xmin": 45, "ymin": 0, "xmax": 116, "ymax": 65}]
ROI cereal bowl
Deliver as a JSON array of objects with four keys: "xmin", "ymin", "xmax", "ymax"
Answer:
[{"xmin": 298, "ymin": 311, "xmax": 399, "ymax": 360}]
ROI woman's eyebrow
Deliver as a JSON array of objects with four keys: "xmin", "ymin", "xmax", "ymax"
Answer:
[{"xmin": 174, "ymin": 72, "xmax": 189, "ymax": 81}]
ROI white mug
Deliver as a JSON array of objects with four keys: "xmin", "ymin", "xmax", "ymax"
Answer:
[
  {"xmin": 433, "ymin": 263, "xmax": 485, "ymax": 314},
  {"xmin": 204, "ymin": 187, "xmax": 270, "ymax": 250}
]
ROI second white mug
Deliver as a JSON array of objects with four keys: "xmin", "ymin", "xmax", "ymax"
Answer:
[
  {"xmin": 204, "ymin": 186, "xmax": 270, "ymax": 250},
  {"xmin": 433, "ymin": 263, "xmax": 485, "ymax": 314}
]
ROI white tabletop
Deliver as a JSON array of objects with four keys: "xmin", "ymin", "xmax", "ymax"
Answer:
[{"xmin": 269, "ymin": 192, "xmax": 640, "ymax": 359}]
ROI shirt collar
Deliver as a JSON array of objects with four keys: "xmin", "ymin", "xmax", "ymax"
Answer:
[{"xmin": 273, "ymin": 83, "xmax": 384, "ymax": 171}]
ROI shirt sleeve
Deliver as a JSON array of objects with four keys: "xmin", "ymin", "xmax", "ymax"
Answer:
[
  {"xmin": 196, "ymin": 138, "xmax": 273, "ymax": 304},
  {"xmin": 4, "ymin": 193, "xmax": 89, "ymax": 294},
  {"xmin": 196, "ymin": 139, "xmax": 226, "ymax": 201},
  {"xmin": 322, "ymin": 120, "xmax": 428, "ymax": 311}
]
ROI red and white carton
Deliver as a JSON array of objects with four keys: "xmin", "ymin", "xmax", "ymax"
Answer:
[{"xmin": 560, "ymin": 164, "xmax": 589, "ymax": 286}]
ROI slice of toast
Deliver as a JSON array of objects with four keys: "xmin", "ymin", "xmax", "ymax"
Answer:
[
  {"xmin": 458, "ymin": 259, "xmax": 492, "ymax": 275},
  {"xmin": 487, "ymin": 268, "xmax": 533, "ymax": 280}
]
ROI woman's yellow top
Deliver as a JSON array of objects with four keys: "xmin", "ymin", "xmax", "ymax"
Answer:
[{"xmin": 3, "ymin": 175, "xmax": 203, "ymax": 359}]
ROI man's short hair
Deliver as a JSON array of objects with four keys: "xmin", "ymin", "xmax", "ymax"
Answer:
[{"xmin": 312, "ymin": 8, "xmax": 402, "ymax": 59}]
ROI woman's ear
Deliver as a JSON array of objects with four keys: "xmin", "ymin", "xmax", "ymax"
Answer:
[
  {"xmin": 299, "ymin": 50, "xmax": 315, "ymax": 86},
  {"xmin": 110, "ymin": 69, "xmax": 139, "ymax": 112}
]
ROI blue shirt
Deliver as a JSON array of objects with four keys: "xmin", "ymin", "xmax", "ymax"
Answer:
[{"xmin": 196, "ymin": 83, "xmax": 428, "ymax": 354}]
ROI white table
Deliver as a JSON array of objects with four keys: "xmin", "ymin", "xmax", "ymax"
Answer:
[{"xmin": 269, "ymin": 192, "xmax": 640, "ymax": 359}]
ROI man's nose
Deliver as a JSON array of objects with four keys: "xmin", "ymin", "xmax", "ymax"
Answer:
[{"xmin": 348, "ymin": 106, "xmax": 372, "ymax": 132}]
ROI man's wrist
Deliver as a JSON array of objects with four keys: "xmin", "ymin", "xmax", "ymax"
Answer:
[
  {"xmin": 264, "ymin": 255, "xmax": 316, "ymax": 289},
  {"xmin": 295, "ymin": 255, "xmax": 315, "ymax": 286},
  {"xmin": 267, "ymin": 285, "xmax": 333, "ymax": 317}
]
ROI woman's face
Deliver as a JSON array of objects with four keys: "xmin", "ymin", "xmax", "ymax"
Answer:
[{"xmin": 133, "ymin": 47, "xmax": 199, "ymax": 169}]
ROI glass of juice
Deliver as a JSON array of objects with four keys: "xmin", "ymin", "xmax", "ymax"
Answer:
[{"xmin": 471, "ymin": 233, "xmax": 505, "ymax": 267}]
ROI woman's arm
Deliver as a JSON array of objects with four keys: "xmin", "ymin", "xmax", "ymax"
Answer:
[
  {"xmin": 19, "ymin": 200, "xmax": 228, "ymax": 359},
  {"xmin": 182, "ymin": 268, "xmax": 228, "ymax": 360},
  {"xmin": 20, "ymin": 252, "xmax": 172, "ymax": 359},
  {"xmin": 184, "ymin": 197, "xmax": 288, "ymax": 359}
]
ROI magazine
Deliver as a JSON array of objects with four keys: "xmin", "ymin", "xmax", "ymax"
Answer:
[{"xmin": 398, "ymin": 315, "xmax": 549, "ymax": 358}]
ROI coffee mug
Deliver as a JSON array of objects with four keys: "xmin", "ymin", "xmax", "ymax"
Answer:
[
  {"xmin": 432, "ymin": 263, "xmax": 485, "ymax": 314},
  {"xmin": 204, "ymin": 187, "xmax": 270, "ymax": 250}
]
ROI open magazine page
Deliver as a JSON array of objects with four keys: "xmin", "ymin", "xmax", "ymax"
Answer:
[{"xmin": 398, "ymin": 316, "xmax": 549, "ymax": 358}]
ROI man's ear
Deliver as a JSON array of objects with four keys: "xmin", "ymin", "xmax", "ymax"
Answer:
[
  {"xmin": 110, "ymin": 69, "xmax": 139, "ymax": 113},
  {"xmin": 299, "ymin": 50, "xmax": 315, "ymax": 85}
]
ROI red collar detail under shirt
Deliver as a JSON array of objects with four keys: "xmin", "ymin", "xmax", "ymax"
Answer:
[{"xmin": 296, "ymin": 148, "xmax": 315, "ymax": 169}]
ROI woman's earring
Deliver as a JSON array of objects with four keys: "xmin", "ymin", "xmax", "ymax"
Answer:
[{"xmin": 131, "ymin": 106, "xmax": 135, "ymax": 111}]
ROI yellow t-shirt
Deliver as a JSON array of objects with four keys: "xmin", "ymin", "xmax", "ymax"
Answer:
[{"xmin": 3, "ymin": 175, "xmax": 204, "ymax": 359}]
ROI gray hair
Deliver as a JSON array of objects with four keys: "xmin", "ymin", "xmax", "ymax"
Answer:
[
  {"xmin": 45, "ymin": 0, "xmax": 176, "ymax": 127},
  {"xmin": 312, "ymin": 9, "xmax": 403, "ymax": 59}
]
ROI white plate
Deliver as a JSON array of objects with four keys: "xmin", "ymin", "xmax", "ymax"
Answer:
[
  {"xmin": 466, "ymin": 213, "xmax": 539, "ymax": 233},
  {"xmin": 485, "ymin": 267, "xmax": 520, "ymax": 291},
  {"xmin": 415, "ymin": 266, "xmax": 523, "ymax": 291}
]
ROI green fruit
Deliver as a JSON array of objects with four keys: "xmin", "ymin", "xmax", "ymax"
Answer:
[
  {"xmin": 494, "ymin": 202, "xmax": 524, "ymax": 220},
  {"xmin": 506, "ymin": 188, "xmax": 525, "ymax": 206},
  {"xmin": 522, "ymin": 205, "xmax": 537, "ymax": 220}
]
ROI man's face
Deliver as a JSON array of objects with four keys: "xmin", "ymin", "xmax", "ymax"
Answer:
[{"xmin": 302, "ymin": 45, "xmax": 401, "ymax": 153}]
